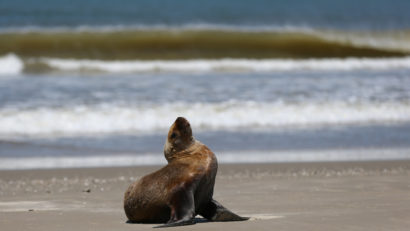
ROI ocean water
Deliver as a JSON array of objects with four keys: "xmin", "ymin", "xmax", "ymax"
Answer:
[{"xmin": 1, "ymin": 0, "xmax": 410, "ymax": 169}]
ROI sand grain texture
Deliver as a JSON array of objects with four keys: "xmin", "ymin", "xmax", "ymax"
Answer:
[{"xmin": 1, "ymin": 161, "xmax": 410, "ymax": 230}]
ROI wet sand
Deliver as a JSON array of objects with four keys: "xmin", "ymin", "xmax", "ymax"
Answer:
[{"xmin": 1, "ymin": 161, "xmax": 410, "ymax": 230}]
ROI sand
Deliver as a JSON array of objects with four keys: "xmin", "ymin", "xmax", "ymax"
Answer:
[{"xmin": 1, "ymin": 161, "xmax": 410, "ymax": 230}]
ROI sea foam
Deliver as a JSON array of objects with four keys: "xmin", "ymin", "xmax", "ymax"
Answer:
[
  {"xmin": 2, "ymin": 54, "xmax": 410, "ymax": 75},
  {"xmin": 39, "ymin": 57, "xmax": 410, "ymax": 73},
  {"xmin": 1, "ymin": 101, "xmax": 409, "ymax": 137},
  {"xmin": 0, "ymin": 54, "xmax": 24, "ymax": 75}
]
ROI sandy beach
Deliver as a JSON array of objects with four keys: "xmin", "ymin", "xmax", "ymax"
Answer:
[{"xmin": 0, "ymin": 160, "xmax": 409, "ymax": 230}]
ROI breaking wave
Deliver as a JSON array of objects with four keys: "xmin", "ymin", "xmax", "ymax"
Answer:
[
  {"xmin": 35, "ymin": 56, "xmax": 410, "ymax": 73},
  {"xmin": 2, "ymin": 27, "xmax": 410, "ymax": 75},
  {"xmin": 1, "ymin": 101, "xmax": 409, "ymax": 137},
  {"xmin": 0, "ymin": 54, "xmax": 24, "ymax": 75},
  {"xmin": 2, "ymin": 54, "xmax": 410, "ymax": 75},
  {"xmin": 1, "ymin": 28, "xmax": 409, "ymax": 61}
]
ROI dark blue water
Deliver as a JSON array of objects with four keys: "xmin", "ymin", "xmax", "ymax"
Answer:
[{"xmin": 1, "ymin": 0, "xmax": 410, "ymax": 29}]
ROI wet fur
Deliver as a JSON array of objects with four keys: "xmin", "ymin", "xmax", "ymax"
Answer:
[{"xmin": 124, "ymin": 117, "xmax": 248, "ymax": 227}]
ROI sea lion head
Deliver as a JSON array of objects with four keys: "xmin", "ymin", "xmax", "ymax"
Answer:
[{"xmin": 164, "ymin": 117, "xmax": 195, "ymax": 162}]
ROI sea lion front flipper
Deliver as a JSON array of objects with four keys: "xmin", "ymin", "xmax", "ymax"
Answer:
[
  {"xmin": 154, "ymin": 218, "xmax": 196, "ymax": 228},
  {"xmin": 154, "ymin": 187, "xmax": 196, "ymax": 228},
  {"xmin": 200, "ymin": 199, "xmax": 249, "ymax": 222}
]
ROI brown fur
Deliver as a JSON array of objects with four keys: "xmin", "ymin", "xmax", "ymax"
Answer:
[
  {"xmin": 124, "ymin": 117, "xmax": 217, "ymax": 223},
  {"xmin": 123, "ymin": 117, "xmax": 247, "ymax": 227}
]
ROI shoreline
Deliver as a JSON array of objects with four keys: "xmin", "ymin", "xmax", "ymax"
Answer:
[
  {"xmin": 1, "ymin": 160, "xmax": 410, "ymax": 230},
  {"xmin": 1, "ymin": 148, "xmax": 410, "ymax": 170},
  {"xmin": 1, "ymin": 158, "xmax": 410, "ymax": 173}
]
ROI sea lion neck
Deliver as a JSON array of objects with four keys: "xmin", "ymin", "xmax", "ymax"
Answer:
[{"xmin": 164, "ymin": 137, "xmax": 196, "ymax": 163}]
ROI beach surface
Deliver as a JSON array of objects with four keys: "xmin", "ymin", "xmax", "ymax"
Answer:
[{"xmin": 1, "ymin": 161, "xmax": 409, "ymax": 230}]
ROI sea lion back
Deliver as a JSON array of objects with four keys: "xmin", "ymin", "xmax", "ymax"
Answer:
[{"xmin": 124, "ymin": 168, "xmax": 171, "ymax": 223}]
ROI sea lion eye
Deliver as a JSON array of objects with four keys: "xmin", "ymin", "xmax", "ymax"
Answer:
[{"xmin": 170, "ymin": 132, "xmax": 177, "ymax": 139}]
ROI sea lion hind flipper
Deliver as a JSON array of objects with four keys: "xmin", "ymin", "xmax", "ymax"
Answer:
[
  {"xmin": 154, "ymin": 186, "xmax": 196, "ymax": 228},
  {"xmin": 200, "ymin": 199, "xmax": 249, "ymax": 222},
  {"xmin": 153, "ymin": 218, "xmax": 196, "ymax": 228}
]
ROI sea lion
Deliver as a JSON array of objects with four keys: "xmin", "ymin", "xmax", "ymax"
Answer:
[{"xmin": 124, "ymin": 117, "xmax": 248, "ymax": 227}]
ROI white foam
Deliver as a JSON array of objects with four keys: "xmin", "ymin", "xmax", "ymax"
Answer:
[
  {"xmin": 39, "ymin": 57, "xmax": 410, "ymax": 73},
  {"xmin": 1, "ymin": 101, "xmax": 410, "ymax": 137},
  {"xmin": 0, "ymin": 53, "xmax": 24, "ymax": 75}
]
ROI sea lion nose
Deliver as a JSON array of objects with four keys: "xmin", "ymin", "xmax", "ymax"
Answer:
[{"xmin": 175, "ymin": 117, "xmax": 189, "ymax": 125}]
